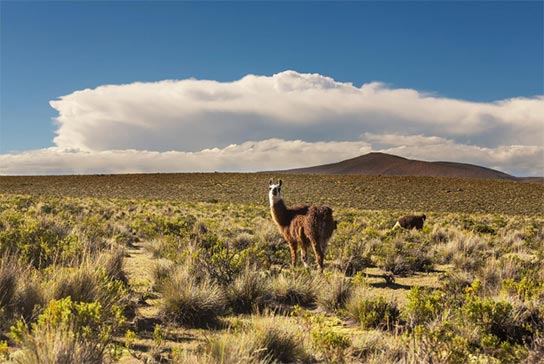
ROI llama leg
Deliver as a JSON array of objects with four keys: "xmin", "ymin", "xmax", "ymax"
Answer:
[
  {"xmin": 309, "ymin": 236, "xmax": 324, "ymax": 272},
  {"xmin": 300, "ymin": 242, "xmax": 309, "ymax": 268},
  {"xmin": 287, "ymin": 240, "xmax": 297, "ymax": 267}
]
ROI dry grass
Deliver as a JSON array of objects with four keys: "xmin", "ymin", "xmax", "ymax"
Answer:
[
  {"xmin": 0, "ymin": 176, "xmax": 542, "ymax": 364},
  {"xmin": 1, "ymin": 173, "xmax": 542, "ymax": 215}
]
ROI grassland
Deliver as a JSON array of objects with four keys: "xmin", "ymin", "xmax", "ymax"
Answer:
[
  {"xmin": 0, "ymin": 174, "xmax": 543, "ymax": 364},
  {"xmin": 1, "ymin": 173, "xmax": 542, "ymax": 215}
]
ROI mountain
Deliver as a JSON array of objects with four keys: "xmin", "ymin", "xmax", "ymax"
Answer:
[{"xmin": 279, "ymin": 152, "xmax": 519, "ymax": 180}]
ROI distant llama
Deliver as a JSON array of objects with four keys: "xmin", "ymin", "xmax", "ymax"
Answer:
[
  {"xmin": 268, "ymin": 178, "xmax": 336, "ymax": 272},
  {"xmin": 393, "ymin": 214, "xmax": 427, "ymax": 230}
]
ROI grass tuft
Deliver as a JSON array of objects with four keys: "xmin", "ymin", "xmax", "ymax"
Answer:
[
  {"xmin": 159, "ymin": 266, "xmax": 227, "ymax": 328},
  {"xmin": 268, "ymin": 271, "xmax": 318, "ymax": 307}
]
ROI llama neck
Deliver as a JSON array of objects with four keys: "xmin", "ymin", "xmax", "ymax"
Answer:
[{"xmin": 270, "ymin": 199, "xmax": 291, "ymax": 227}]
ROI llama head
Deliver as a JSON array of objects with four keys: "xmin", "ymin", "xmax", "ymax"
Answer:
[{"xmin": 268, "ymin": 178, "xmax": 283, "ymax": 206}]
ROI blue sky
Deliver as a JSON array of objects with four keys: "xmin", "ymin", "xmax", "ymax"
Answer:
[{"xmin": 0, "ymin": 1, "xmax": 543, "ymax": 175}]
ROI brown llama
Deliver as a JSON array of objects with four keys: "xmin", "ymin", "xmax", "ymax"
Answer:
[
  {"xmin": 268, "ymin": 178, "xmax": 336, "ymax": 272},
  {"xmin": 393, "ymin": 214, "xmax": 427, "ymax": 230}
]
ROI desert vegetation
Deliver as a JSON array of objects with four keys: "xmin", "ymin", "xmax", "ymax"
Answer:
[
  {"xmin": 0, "ymin": 174, "xmax": 543, "ymax": 363},
  {"xmin": 1, "ymin": 173, "xmax": 542, "ymax": 215}
]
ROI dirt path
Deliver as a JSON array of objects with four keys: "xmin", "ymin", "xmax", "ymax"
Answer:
[
  {"xmin": 124, "ymin": 241, "xmax": 155, "ymax": 291},
  {"xmin": 125, "ymin": 240, "xmax": 161, "ymax": 313},
  {"xmin": 120, "ymin": 240, "xmax": 202, "ymax": 363},
  {"xmin": 120, "ymin": 241, "xmax": 162, "ymax": 363}
]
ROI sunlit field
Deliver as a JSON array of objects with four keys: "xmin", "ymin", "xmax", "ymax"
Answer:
[
  {"xmin": 1, "ymin": 174, "xmax": 543, "ymax": 363},
  {"xmin": 1, "ymin": 173, "xmax": 542, "ymax": 215}
]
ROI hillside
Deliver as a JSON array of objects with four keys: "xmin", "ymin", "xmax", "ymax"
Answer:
[{"xmin": 281, "ymin": 152, "xmax": 517, "ymax": 180}]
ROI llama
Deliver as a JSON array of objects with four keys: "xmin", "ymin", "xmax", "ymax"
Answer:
[
  {"xmin": 268, "ymin": 178, "xmax": 336, "ymax": 272},
  {"xmin": 393, "ymin": 214, "xmax": 426, "ymax": 230}
]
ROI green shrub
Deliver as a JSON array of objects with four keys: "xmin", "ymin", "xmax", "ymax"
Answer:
[
  {"xmin": 0, "ymin": 340, "xmax": 7, "ymax": 361},
  {"xmin": 461, "ymin": 295, "xmax": 530, "ymax": 343},
  {"xmin": 346, "ymin": 290, "xmax": 399, "ymax": 330},
  {"xmin": 194, "ymin": 234, "xmax": 248, "ymax": 286},
  {"xmin": 10, "ymin": 297, "xmax": 123, "ymax": 364},
  {"xmin": 0, "ymin": 217, "xmax": 74, "ymax": 268},
  {"xmin": 327, "ymin": 221, "xmax": 373, "ymax": 276},
  {"xmin": 502, "ymin": 277, "xmax": 544, "ymax": 302},
  {"xmin": 131, "ymin": 214, "xmax": 196, "ymax": 239},
  {"xmin": 404, "ymin": 286, "xmax": 445, "ymax": 327},
  {"xmin": 479, "ymin": 333, "xmax": 528, "ymax": 364},
  {"xmin": 311, "ymin": 327, "xmax": 351, "ymax": 363},
  {"xmin": 408, "ymin": 322, "xmax": 470, "ymax": 364},
  {"xmin": 461, "ymin": 217, "xmax": 496, "ymax": 235}
]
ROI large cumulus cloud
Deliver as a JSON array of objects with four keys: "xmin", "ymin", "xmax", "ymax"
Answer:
[
  {"xmin": 1, "ymin": 71, "xmax": 543, "ymax": 176},
  {"xmin": 50, "ymin": 70, "xmax": 543, "ymax": 152}
]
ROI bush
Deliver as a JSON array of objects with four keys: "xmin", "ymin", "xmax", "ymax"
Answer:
[
  {"xmin": 0, "ymin": 256, "xmax": 18, "ymax": 319},
  {"xmin": 374, "ymin": 239, "xmax": 433, "ymax": 276},
  {"xmin": 47, "ymin": 256, "xmax": 128, "ymax": 326},
  {"xmin": 100, "ymin": 248, "xmax": 128, "ymax": 285},
  {"xmin": 328, "ymin": 221, "xmax": 374, "ymax": 276},
  {"xmin": 461, "ymin": 295, "xmax": 530, "ymax": 343},
  {"xmin": 50, "ymin": 267, "xmax": 101, "ymax": 304},
  {"xmin": 0, "ymin": 256, "xmax": 44, "ymax": 330},
  {"xmin": 404, "ymin": 286, "xmax": 445, "ymax": 327},
  {"xmin": 440, "ymin": 270, "xmax": 474, "ymax": 297},
  {"xmin": 311, "ymin": 327, "xmax": 351, "ymax": 363},
  {"xmin": 317, "ymin": 275, "xmax": 353, "ymax": 312},
  {"xmin": 408, "ymin": 322, "xmax": 470, "ymax": 364},
  {"xmin": 10, "ymin": 297, "xmax": 123, "ymax": 364},
  {"xmin": 227, "ymin": 268, "xmax": 268, "ymax": 314},
  {"xmin": 50, "ymin": 262, "xmax": 126, "ymax": 309},
  {"xmin": 159, "ymin": 266, "xmax": 227, "ymax": 327},
  {"xmin": 268, "ymin": 272, "xmax": 317, "ymax": 307},
  {"xmin": 14, "ymin": 276, "xmax": 45, "ymax": 324},
  {"xmin": 346, "ymin": 289, "xmax": 399, "ymax": 330},
  {"xmin": 182, "ymin": 315, "xmax": 308, "ymax": 364},
  {"xmin": 252, "ymin": 318, "xmax": 306, "ymax": 363},
  {"xmin": 0, "ymin": 217, "xmax": 74, "ymax": 268}
]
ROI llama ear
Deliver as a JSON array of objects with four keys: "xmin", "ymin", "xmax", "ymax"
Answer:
[
  {"xmin": 269, "ymin": 178, "xmax": 273, "ymax": 186},
  {"xmin": 278, "ymin": 179, "xmax": 283, "ymax": 187}
]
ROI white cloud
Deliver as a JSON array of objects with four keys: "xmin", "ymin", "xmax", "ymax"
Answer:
[
  {"xmin": 1, "ymin": 137, "xmax": 542, "ymax": 176},
  {"xmin": 0, "ymin": 139, "xmax": 371, "ymax": 175},
  {"xmin": 49, "ymin": 70, "xmax": 544, "ymax": 152},
  {"xmin": 1, "ymin": 71, "xmax": 543, "ymax": 176}
]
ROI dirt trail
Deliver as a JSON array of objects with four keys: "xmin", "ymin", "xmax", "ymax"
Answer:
[
  {"xmin": 120, "ymin": 240, "xmax": 162, "ymax": 363},
  {"xmin": 120, "ymin": 240, "xmax": 205, "ymax": 363},
  {"xmin": 124, "ymin": 241, "xmax": 155, "ymax": 289}
]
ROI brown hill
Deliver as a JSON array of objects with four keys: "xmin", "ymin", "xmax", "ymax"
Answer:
[{"xmin": 280, "ymin": 152, "xmax": 517, "ymax": 180}]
